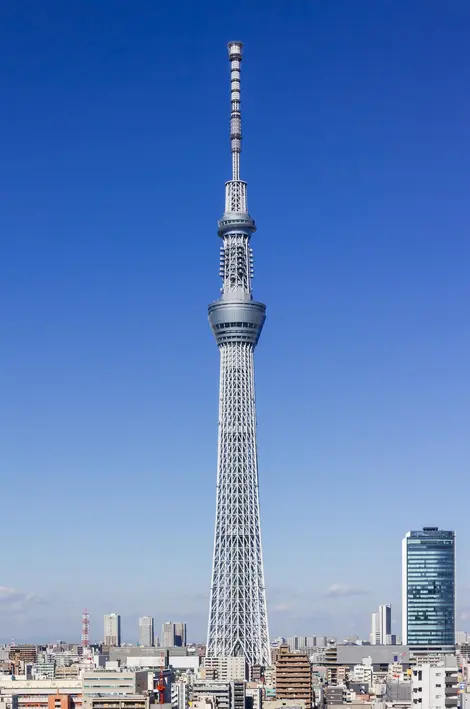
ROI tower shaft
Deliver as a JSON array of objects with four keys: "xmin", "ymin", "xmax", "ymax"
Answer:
[{"xmin": 207, "ymin": 42, "xmax": 270, "ymax": 667}]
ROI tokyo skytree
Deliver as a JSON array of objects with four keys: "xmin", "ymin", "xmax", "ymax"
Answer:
[{"xmin": 206, "ymin": 42, "xmax": 270, "ymax": 667}]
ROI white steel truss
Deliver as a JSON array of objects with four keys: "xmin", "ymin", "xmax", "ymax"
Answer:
[
  {"xmin": 206, "ymin": 41, "xmax": 270, "ymax": 668},
  {"xmin": 207, "ymin": 342, "xmax": 270, "ymax": 665}
]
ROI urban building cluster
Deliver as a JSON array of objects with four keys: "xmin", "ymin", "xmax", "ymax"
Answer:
[
  {"xmin": 0, "ymin": 525, "xmax": 465, "ymax": 709},
  {"xmin": 101, "ymin": 617, "xmax": 186, "ymax": 652}
]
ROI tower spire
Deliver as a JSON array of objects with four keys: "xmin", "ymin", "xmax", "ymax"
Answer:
[
  {"xmin": 223, "ymin": 42, "xmax": 252, "ymax": 217},
  {"xmin": 228, "ymin": 41, "xmax": 243, "ymax": 181}
]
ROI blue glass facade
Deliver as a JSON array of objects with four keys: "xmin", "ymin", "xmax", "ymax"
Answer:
[{"xmin": 403, "ymin": 527, "xmax": 455, "ymax": 646}]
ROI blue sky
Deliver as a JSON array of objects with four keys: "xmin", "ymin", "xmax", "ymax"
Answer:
[{"xmin": 1, "ymin": 0, "xmax": 469, "ymax": 644}]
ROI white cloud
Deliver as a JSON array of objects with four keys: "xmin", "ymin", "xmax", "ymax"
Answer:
[
  {"xmin": 0, "ymin": 587, "xmax": 38, "ymax": 611},
  {"xmin": 270, "ymin": 603, "xmax": 292, "ymax": 613},
  {"xmin": 325, "ymin": 583, "xmax": 368, "ymax": 598}
]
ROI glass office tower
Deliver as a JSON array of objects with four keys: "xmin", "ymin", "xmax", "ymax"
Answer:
[{"xmin": 402, "ymin": 527, "xmax": 455, "ymax": 648}]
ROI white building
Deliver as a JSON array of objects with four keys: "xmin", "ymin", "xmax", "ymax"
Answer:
[
  {"xmin": 350, "ymin": 660, "xmax": 373, "ymax": 687},
  {"xmin": 171, "ymin": 680, "xmax": 190, "ymax": 709},
  {"xmin": 82, "ymin": 670, "xmax": 148, "ymax": 709},
  {"xmin": 192, "ymin": 681, "xmax": 245, "ymax": 709},
  {"xmin": 245, "ymin": 685, "xmax": 262, "ymax": 709},
  {"xmin": 162, "ymin": 623, "xmax": 175, "ymax": 647},
  {"xmin": 138, "ymin": 617, "xmax": 154, "ymax": 648},
  {"xmin": 370, "ymin": 605, "xmax": 392, "ymax": 645},
  {"xmin": 371, "ymin": 613, "xmax": 380, "ymax": 645},
  {"xmin": 104, "ymin": 614, "xmax": 121, "ymax": 647},
  {"xmin": 379, "ymin": 605, "xmax": 392, "ymax": 644},
  {"xmin": 411, "ymin": 660, "xmax": 459, "ymax": 709},
  {"xmin": 203, "ymin": 657, "xmax": 246, "ymax": 681}
]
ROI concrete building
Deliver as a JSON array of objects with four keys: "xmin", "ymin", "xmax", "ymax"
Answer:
[
  {"xmin": 191, "ymin": 701, "xmax": 215, "ymax": 709},
  {"xmin": 379, "ymin": 605, "xmax": 392, "ymax": 645},
  {"xmin": 32, "ymin": 664, "xmax": 56, "ymax": 681},
  {"xmin": 264, "ymin": 701, "xmax": 306, "ymax": 709},
  {"xmin": 161, "ymin": 624, "xmax": 186, "ymax": 649},
  {"xmin": 174, "ymin": 625, "xmax": 186, "ymax": 648},
  {"xmin": 0, "ymin": 679, "xmax": 82, "ymax": 709},
  {"xmin": 104, "ymin": 615, "xmax": 121, "ymax": 647},
  {"xmin": 324, "ymin": 686, "xmax": 344, "ymax": 706},
  {"xmin": 402, "ymin": 528, "xmax": 455, "ymax": 651},
  {"xmin": 8, "ymin": 648, "xmax": 38, "ymax": 675},
  {"xmin": 411, "ymin": 658, "xmax": 459, "ymax": 708},
  {"xmin": 285, "ymin": 637, "xmax": 316, "ymax": 653},
  {"xmin": 371, "ymin": 613, "xmax": 380, "ymax": 645},
  {"xmin": 109, "ymin": 648, "xmax": 167, "ymax": 668},
  {"xmin": 326, "ymin": 665, "xmax": 347, "ymax": 687},
  {"xmin": 325, "ymin": 644, "xmax": 410, "ymax": 669},
  {"xmin": 87, "ymin": 698, "xmax": 150, "ymax": 709},
  {"xmin": 82, "ymin": 671, "xmax": 148, "ymax": 709},
  {"xmin": 54, "ymin": 668, "xmax": 80, "ymax": 680},
  {"xmin": 170, "ymin": 681, "xmax": 189, "ymax": 709},
  {"xmin": 371, "ymin": 605, "xmax": 392, "ymax": 645},
  {"xmin": 286, "ymin": 637, "xmax": 299, "ymax": 652},
  {"xmin": 245, "ymin": 685, "xmax": 262, "ymax": 709},
  {"xmin": 162, "ymin": 625, "xmax": 175, "ymax": 648},
  {"xmin": 139, "ymin": 618, "xmax": 154, "ymax": 648},
  {"xmin": 275, "ymin": 645, "xmax": 312, "ymax": 707},
  {"xmin": 192, "ymin": 681, "xmax": 245, "ymax": 709},
  {"xmin": 47, "ymin": 695, "xmax": 73, "ymax": 709},
  {"xmin": 350, "ymin": 660, "xmax": 373, "ymax": 688},
  {"xmin": 203, "ymin": 658, "xmax": 246, "ymax": 681}
]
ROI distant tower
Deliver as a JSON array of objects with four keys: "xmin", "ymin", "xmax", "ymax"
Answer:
[
  {"xmin": 379, "ymin": 604, "xmax": 392, "ymax": 643},
  {"xmin": 139, "ymin": 616, "xmax": 155, "ymax": 647},
  {"xmin": 206, "ymin": 41, "xmax": 270, "ymax": 667},
  {"xmin": 81, "ymin": 608, "xmax": 90, "ymax": 648},
  {"xmin": 104, "ymin": 613, "xmax": 121, "ymax": 647}
]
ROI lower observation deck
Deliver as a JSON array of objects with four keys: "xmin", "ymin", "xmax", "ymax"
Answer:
[{"xmin": 208, "ymin": 299, "xmax": 266, "ymax": 346}]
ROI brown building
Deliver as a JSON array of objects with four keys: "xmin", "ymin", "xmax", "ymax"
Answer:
[
  {"xmin": 55, "ymin": 667, "xmax": 80, "ymax": 680},
  {"xmin": 48, "ymin": 694, "xmax": 73, "ymax": 709},
  {"xmin": 9, "ymin": 646, "xmax": 38, "ymax": 674},
  {"xmin": 275, "ymin": 644, "xmax": 312, "ymax": 708}
]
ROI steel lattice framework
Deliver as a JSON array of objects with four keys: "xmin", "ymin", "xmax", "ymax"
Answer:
[{"xmin": 206, "ymin": 42, "xmax": 270, "ymax": 667}]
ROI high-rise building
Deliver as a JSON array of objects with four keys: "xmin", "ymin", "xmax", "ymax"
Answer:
[
  {"xmin": 139, "ymin": 616, "xmax": 154, "ymax": 647},
  {"xmin": 174, "ymin": 622, "xmax": 186, "ymax": 647},
  {"xmin": 193, "ymin": 680, "xmax": 245, "ymax": 709},
  {"xmin": 204, "ymin": 657, "xmax": 247, "ymax": 681},
  {"xmin": 402, "ymin": 527, "xmax": 455, "ymax": 649},
  {"xmin": 371, "ymin": 605, "xmax": 392, "ymax": 644},
  {"xmin": 379, "ymin": 604, "xmax": 392, "ymax": 644},
  {"xmin": 370, "ymin": 612, "xmax": 380, "ymax": 645},
  {"xmin": 103, "ymin": 613, "xmax": 121, "ymax": 647},
  {"xmin": 162, "ymin": 622, "xmax": 175, "ymax": 647},
  {"xmin": 161, "ymin": 621, "xmax": 185, "ymax": 647},
  {"xmin": 275, "ymin": 644, "xmax": 312, "ymax": 706},
  {"xmin": 206, "ymin": 41, "xmax": 270, "ymax": 668}
]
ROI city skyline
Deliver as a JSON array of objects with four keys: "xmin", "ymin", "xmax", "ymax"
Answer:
[{"xmin": 1, "ymin": 0, "xmax": 469, "ymax": 642}]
